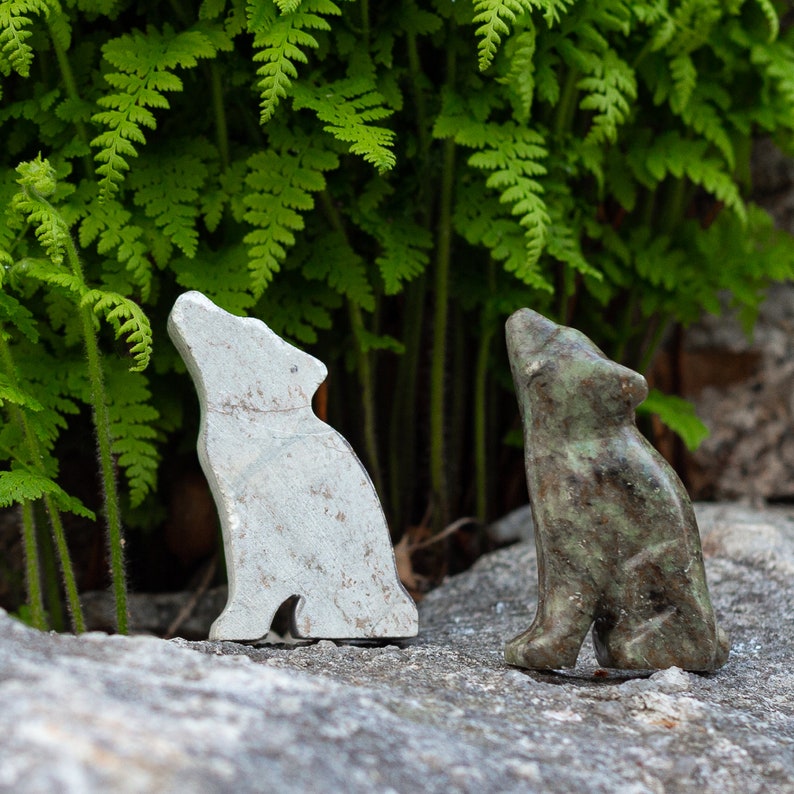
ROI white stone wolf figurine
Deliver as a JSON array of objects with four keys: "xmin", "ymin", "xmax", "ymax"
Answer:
[{"xmin": 168, "ymin": 291, "xmax": 418, "ymax": 641}]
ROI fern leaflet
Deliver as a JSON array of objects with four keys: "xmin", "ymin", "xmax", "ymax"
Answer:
[
  {"xmin": 0, "ymin": 0, "xmax": 49, "ymax": 78},
  {"xmin": 0, "ymin": 468, "xmax": 96, "ymax": 518},
  {"xmin": 292, "ymin": 77, "xmax": 396, "ymax": 171},
  {"xmin": 103, "ymin": 361, "xmax": 159, "ymax": 507},
  {"xmin": 243, "ymin": 136, "xmax": 339, "ymax": 296},
  {"xmin": 91, "ymin": 25, "xmax": 216, "ymax": 199},
  {"xmin": 81, "ymin": 289, "xmax": 153, "ymax": 371},
  {"xmin": 577, "ymin": 47, "xmax": 636, "ymax": 146},
  {"xmin": 473, "ymin": 0, "xmax": 571, "ymax": 70},
  {"xmin": 248, "ymin": 0, "xmax": 342, "ymax": 124}
]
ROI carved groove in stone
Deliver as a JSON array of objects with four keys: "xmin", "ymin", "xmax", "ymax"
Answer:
[
  {"xmin": 168, "ymin": 291, "xmax": 418, "ymax": 641},
  {"xmin": 504, "ymin": 308, "xmax": 729, "ymax": 671}
]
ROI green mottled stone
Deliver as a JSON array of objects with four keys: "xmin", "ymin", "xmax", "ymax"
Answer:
[{"xmin": 504, "ymin": 309, "xmax": 730, "ymax": 672}]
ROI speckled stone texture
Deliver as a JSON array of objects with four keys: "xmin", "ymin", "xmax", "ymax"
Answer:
[
  {"xmin": 167, "ymin": 291, "xmax": 417, "ymax": 641},
  {"xmin": 0, "ymin": 503, "xmax": 792, "ymax": 793},
  {"xmin": 505, "ymin": 309, "xmax": 728, "ymax": 671}
]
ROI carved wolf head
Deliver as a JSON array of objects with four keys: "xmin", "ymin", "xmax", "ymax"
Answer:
[{"xmin": 168, "ymin": 291, "xmax": 327, "ymax": 414}]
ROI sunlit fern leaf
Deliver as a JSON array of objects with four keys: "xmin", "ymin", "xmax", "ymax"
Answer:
[
  {"xmin": 752, "ymin": 0, "xmax": 778, "ymax": 43},
  {"xmin": 274, "ymin": 0, "xmax": 302, "ymax": 12},
  {"xmin": 302, "ymin": 231, "xmax": 374, "ymax": 310},
  {"xmin": 171, "ymin": 245, "xmax": 256, "ymax": 316},
  {"xmin": 91, "ymin": 25, "xmax": 216, "ymax": 199},
  {"xmin": 81, "ymin": 289, "xmax": 153, "ymax": 371},
  {"xmin": 243, "ymin": 140, "xmax": 339, "ymax": 296},
  {"xmin": 12, "ymin": 156, "xmax": 70, "ymax": 266},
  {"xmin": 79, "ymin": 197, "xmax": 153, "ymax": 299},
  {"xmin": 0, "ymin": 0, "xmax": 50, "ymax": 78},
  {"xmin": 637, "ymin": 389, "xmax": 709, "ymax": 452},
  {"xmin": 679, "ymin": 85, "xmax": 734, "ymax": 168},
  {"xmin": 129, "ymin": 145, "xmax": 212, "ymax": 260},
  {"xmin": 104, "ymin": 361, "xmax": 159, "ymax": 507},
  {"xmin": 0, "ymin": 468, "xmax": 96, "ymax": 518},
  {"xmin": 499, "ymin": 25, "xmax": 536, "ymax": 122},
  {"xmin": 473, "ymin": 0, "xmax": 571, "ymax": 71},
  {"xmin": 291, "ymin": 78, "xmax": 396, "ymax": 171},
  {"xmin": 249, "ymin": 0, "xmax": 342, "ymax": 125},
  {"xmin": 577, "ymin": 47, "xmax": 636, "ymax": 146}
]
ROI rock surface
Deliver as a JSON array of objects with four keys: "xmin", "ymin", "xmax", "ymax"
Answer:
[{"xmin": 2, "ymin": 503, "xmax": 794, "ymax": 793}]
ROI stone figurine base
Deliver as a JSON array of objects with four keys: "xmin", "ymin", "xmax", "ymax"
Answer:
[
  {"xmin": 168, "ymin": 291, "xmax": 418, "ymax": 642},
  {"xmin": 504, "ymin": 308, "xmax": 729, "ymax": 672}
]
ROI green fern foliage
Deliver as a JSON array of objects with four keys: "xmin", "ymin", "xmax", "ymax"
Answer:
[
  {"xmin": 0, "ymin": 468, "xmax": 96, "ymax": 519},
  {"xmin": 243, "ymin": 133, "xmax": 339, "ymax": 296},
  {"xmin": 91, "ymin": 25, "xmax": 216, "ymax": 199},
  {"xmin": 248, "ymin": 0, "xmax": 342, "ymax": 124},
  {"xmin": 292, "ymin": 78, "xmax": 396, "ymax": 171},
  {"xmin": 0, "ymin": 0, "xmax": 50, "ymax": 78},
  {"xmin": 81, "ymin": 289, "xmax": 153, "ymax": 371}
]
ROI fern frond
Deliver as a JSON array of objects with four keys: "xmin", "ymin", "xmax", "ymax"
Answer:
[
  {"xmin": 292, "ymin": 77, "xmax": 396, "ymax": 171},
  {"xmin": 0, "ymin": 291, "xmax": 39, "ymax": 343},
  {"xmin": 257, "ymin": 266, "xmax": 340, "ymax": 344},
  {"xmin": 0, "ymin": 468, "xmax": 96, "ymax": 519},
  {"xmin": 0, "ymin": 0, "xmax": 50, "ymax": 77},
  {"xmin": 669, "ymin": 52, "xmax": 696, "ymax": 113},
  {"xmin": 499, "ymin": 25, "xmax": 536, "ymax": 121},
  {"xmin": 546, "ymin": 208, "xmax": 600, "ymax": 279},
  {"xmin": 473, "ymin": 0, "xmax": 571, "ymax": 70},
  {"xmin": 753, "ymin": 0, "xmax": 779, "ymax": 42},
  {"xmin": 453, "ymin": 183, "xmax": 552, "ymax": 291},
  {"xmin": 91, "ymin": 25, "xmax": 216, "ymax": 199},
  {"xmin": 129, "ymin": 144, "xmax": 211, "ymax": 260},
  {"xmin": 12, "ymin": 156, "xmax": 70, "ymax": 266},
  {"xmin": 651, "ymin": 0, "xmax": 722, "ymax": 56},
  {"xmin": 374, "ymin": 218, "xmax": 432, "ymax": 295},
  {"xmin": 577, "ymin": 47, "xmax": 636, "ymax": 146},
  {"xmin": 171, "ymin": 245, "xmax": 256, "ymax": 316},
  {"xmin": 11, "ymin": 257, "xmax": 84, "ymax": 294},
  {"xmin": 466, "ymin": 122, "xmax": 550, "ymax": 273},
  {"xmin": 679, "ymin": 85, "xmax": 734, "ymax": 168},
  {"xmin": 248, "ymin": 0, "xmax": 342, "ymax": 124},
  {"xmin": 302, "ymin": 231, "xmax": 374, "ymax": 309},
  {"xmin": 104, "ymin": 362, "xmax": 159, "ymax": 507},
  {"xmin": 79, "ymin": 196, "xmax": 153, "ymax": 298},
  {"xmin": 0, "ymin": 374, "xmax": 43, "ymax": 411},
  {"xmin": 243, "ymin": 139, "xmax": 339, "ymax": 296},
  {"xmin": 81, "ymin": 289, "xmax": 153, "ymax": 371},
  {"xmin": 642, "ymin": 132, "xmax": 745, "ymax": 221}
]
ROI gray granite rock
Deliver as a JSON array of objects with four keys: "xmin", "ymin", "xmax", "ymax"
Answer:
[{"xmin": 2, "ymin": 503, "xmax": 793, "ymax": 793}]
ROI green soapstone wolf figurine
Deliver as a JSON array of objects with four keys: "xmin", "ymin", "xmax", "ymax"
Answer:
[{"xmin": 504, "ymin": 308, "xmax": 730, "ymax": 672}]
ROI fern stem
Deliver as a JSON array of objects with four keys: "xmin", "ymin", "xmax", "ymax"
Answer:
[
  {"xmin": 473, "ymin": 326, "xmax": 493, "ymax": 521},
  {"xmin": 37, "ymin": 508, "xmax": 65, "ymax": 631},
  {"xmin": 63, "ymin": 233, "xmax": 129, "ymax": 634},
  {"xmin": 429, "ymin": 133, "xmax": 456, "ymax": 530},
  {"xmin": 361, "ymin": 0, "xmax": 370, "ymax": 51},
  {"xmin": 553, "ymin": 65, "xmax": 580, "ymax": 138},
  {"xmin": 347, "ymin": 299, "xmax": 385, "ymax": 500},
  {"xmin": 473, "ymin": 262, "xmax": 496, "ymax": 520},
  {"xmin": 388, "ymin": 277, "xmax": 425, "ymax": 532},
  {"xmin": 20, "ymin": 501, "xmax": 46, "ymax": 630},
  {"xmin": 317, "ymin": 190, "xmax": 384, "ymax": 499},
  {"xmin": 47, "ymin": 23, "xmax": 93, "ymax": 176},
  {"xmin": 79, "ymin": 305, "xmax": 128, "ymax": 634},
  {"xmin": 0, "ymin": 334, "xmax": 84, "ymax": 632},
  {"xmin": 210, "ymin": 63, "xmax": 230, "ymax": 170},
  {"xmin": 43, "ymin": 494, "xmax": 86, "ymax": 632},
  {"xmin": 406, "ymin": 31, "xmax": 430, "ymax": 160}
]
